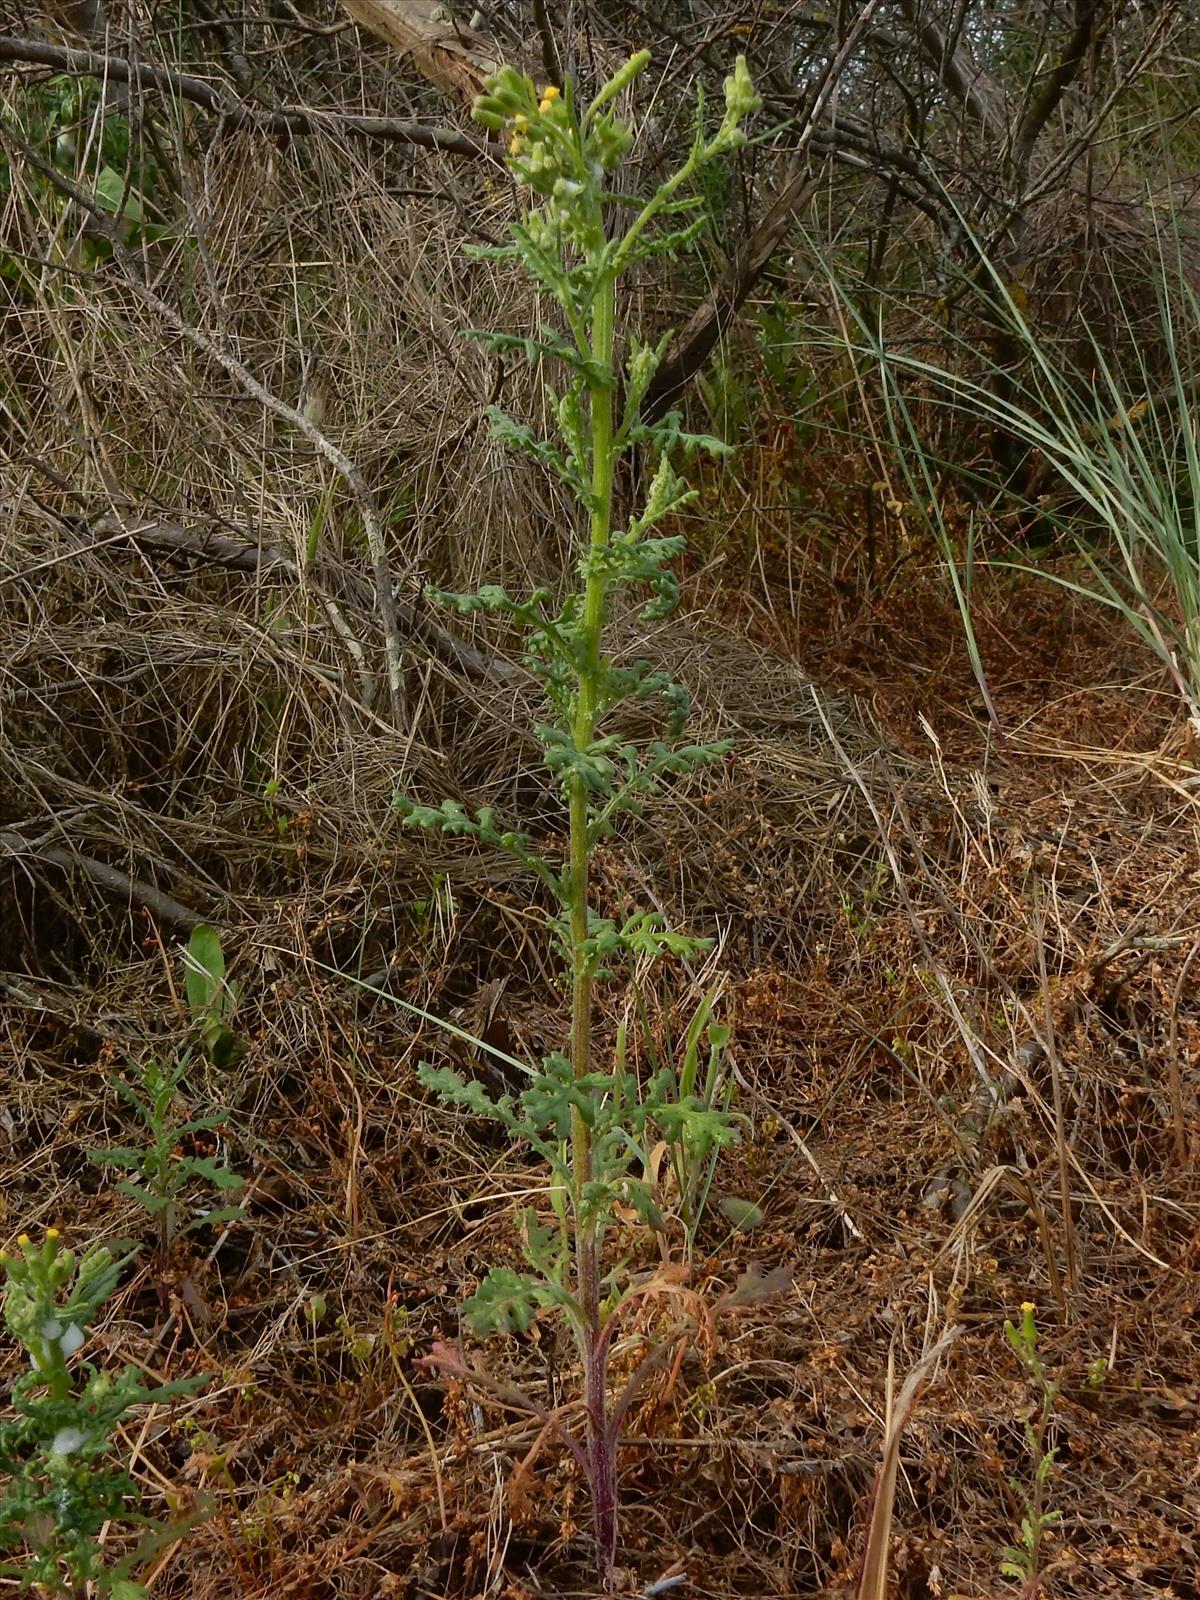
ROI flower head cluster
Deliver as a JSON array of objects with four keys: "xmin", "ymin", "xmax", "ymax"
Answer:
[
  {"xmin": 476, "ymin": 67, "xmax": 572, "ymax": 192},
  {"xmin": 1, "ymin": 1231, "xmax": 121, "ymax": 1388},
  {"xmin": 1, "ymin": 1230, "xmax": 210, "ymax": 1594},
  {"xmin": 472, "ymin": 51, "xmax": 759, "ymax": 273}
]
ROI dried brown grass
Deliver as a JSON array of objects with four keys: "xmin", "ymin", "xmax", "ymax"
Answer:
[{"xmin": 2, "ymin": 31, "xmax": 1199, "ymax": 1600}]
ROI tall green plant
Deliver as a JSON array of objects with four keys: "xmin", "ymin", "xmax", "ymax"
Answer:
[{"xmin": 396, "ymin": 52, "xmax": 758, "ymax": 1583}]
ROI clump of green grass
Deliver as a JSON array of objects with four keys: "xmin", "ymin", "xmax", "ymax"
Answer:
[{"xmin": 839, "ymin": 210, "xmax": 1200, "ymax": 739}]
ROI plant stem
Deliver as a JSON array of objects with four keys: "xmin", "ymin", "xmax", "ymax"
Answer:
[{"xmin": 568, "ymin": 262, "xmax": 619, "ymax": 1582}]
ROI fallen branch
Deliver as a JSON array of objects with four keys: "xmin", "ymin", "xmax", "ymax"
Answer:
[
  {"xmin": 1, "ymin": 830, "xmax": 207, "ymax": 930},
  {"xmin": 0, "ymin": 34, "xmax": 486, "ymax": 158},
  {"xmin": 94, "ymin": 514, "xmax": 377, "ymax": 707},
  {"xmin": 93, "ymin": 516, "xmax": 523, "ymax": 688}
]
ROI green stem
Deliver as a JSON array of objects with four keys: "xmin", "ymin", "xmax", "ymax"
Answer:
[
  {"xmin": 569, "ymin": 264, "xmax": 617, "ymax": 1251},
  {"xmin": 567, "ymin": 264, "xmax": 618, "ymax": 1579},
  {"xmin": 611, "ymin": 147, "xmax": 701, "ymax": 273}
]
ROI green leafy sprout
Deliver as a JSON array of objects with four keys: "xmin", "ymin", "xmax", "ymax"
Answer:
[
  {"xmin": 0, "ymin": 1232, "xmax": 208, "ymax": 1598},
  {"xmin": 999, "ymin": 1302, "xmax": 1064, "ymax": 1587},
  {"xmin": 182, "ymin": 925, "xmax": 244, "ymax": 1068},
  {"xmin": 88, "ymin": 1052, "xmax": 244, "ymax": 1273}
]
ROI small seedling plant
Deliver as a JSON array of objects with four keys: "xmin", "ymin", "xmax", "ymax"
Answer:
[
  {"xmin": 88, "ymin": 1053, "xmax": 244, "ymax": 1272},
  {"xmin": 629, "ymin": 979, "xmax": 746, "ymax": 1260},
  {"xmin": 182, "ymin": 924, "xmax": 243, "ymax": 1068},
  {"xmin": 1000, "ymin": 1303, "xmax": 1064, "ymax": 1588},
  {"xmin": 0, "ymin": 1231, "xmax": 206, "ymax": 1598},
  {"xmin": 396, "ymin": 51, "xmax": 759, "ymax": 1584}
]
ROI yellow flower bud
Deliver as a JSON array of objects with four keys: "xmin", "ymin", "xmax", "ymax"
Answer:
[
  {"xmin": 46, "ymin": 1228, "xmax": 60, "ymax": 1239},
  {"xmin": 508, "ymin": 132, "xmax": 525, "ymax": 156},
  {"xmin": 539, "ymin": 85, "xmax": 560, "ymax": 111},
  {"xmin": 1021, "ymin": 1300, "xmax": 1035, "ymax": 1314},
  {"xmin": 17, "ymin": 1234, "xmax": 31, "ymax": 1246}
]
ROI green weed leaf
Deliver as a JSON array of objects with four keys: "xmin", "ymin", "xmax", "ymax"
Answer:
[
  {"xmin": 93, "ymin": 165, "xmax": 145, "ymax": 223},
  {"xmin": 184, "ymin": 925, "xmax": 224, "ymax": 1020},
  {"xmin": 462, "ymin": 1268, "xmax": 552, "ymax": 1336},
  {"xmin": 416, "ymin": 1063, "xmax": 514, "ymax": 1123},
  {"xmin": 717, "ymin": 1196, "xmax": 764, "ymax": 1232}
]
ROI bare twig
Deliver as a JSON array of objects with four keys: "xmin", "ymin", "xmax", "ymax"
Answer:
[
  {"xmin": 0, "ymin": 34, "xmax": 487, "ymax": 158},
  {"xmin": 728, "ymin": 1054, "xmax": 865, "ymax": 1243},
  {"xmin": 894, "ymin": 0, "xmax": 1007, "ymax": 141}
]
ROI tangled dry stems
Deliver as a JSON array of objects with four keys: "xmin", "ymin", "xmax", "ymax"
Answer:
[{"xmin": 1, "ymin": 41, "xmax": 1198, "ymax": 1600}]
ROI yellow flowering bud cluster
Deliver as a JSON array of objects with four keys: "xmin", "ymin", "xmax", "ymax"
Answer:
[
  {"xmin": 475, "ymin": 69, "xmax": 570, "ymax": 182},
  {"xmin": 508, "ymin": 111, "xmax": 529, "ymax": 157}
]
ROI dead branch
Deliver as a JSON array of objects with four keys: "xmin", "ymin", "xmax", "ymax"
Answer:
[
  {"xmin": 1, "ymin": 829, "xmax": 208, "ymax": 930},
  {"xmin": 531, "ymin": 0, "xmax": 563, "ymax": 92},
  {"xmin": 336, "ymin": 0, "xmax": 508, "ymax": 103},
  {"xmin": 1011, "ymin": 1, "xmax": 1113, "ymax": 184},
  {"xmin": 93, "ymin": 515, "xmax": 523, "ymax": 688},
  {"xmin": 645, "ymin": 0, "xmax": 885, "ymax": 423},
  {"xmin": 0, "ymin": 34, "xmax": 487, "ymax": 159},
  {"xmin": 894, "ymin": 0, "xmax": 1008, "ymax": 141}
]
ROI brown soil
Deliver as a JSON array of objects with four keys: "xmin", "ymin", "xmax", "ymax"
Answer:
[{"xmin": 4, "ymin": 521, "xmax": 1197, "ymax": 1600}]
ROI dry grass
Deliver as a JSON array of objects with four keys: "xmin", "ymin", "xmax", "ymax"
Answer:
[{"xmin": 2, "ymin": 37, "xmax": 1199, "ymax": 1600}]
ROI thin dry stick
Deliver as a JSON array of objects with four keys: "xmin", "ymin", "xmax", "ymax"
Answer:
[
  {"xmin": 1165, "ymin": 933, "xmax": 1198, "ymax": 1167},
  {"xmin": 85, "ymin": 515, "xmax": 521, "ymax": 686},
  {"xmin": 935, "ymin": 1164, "xmax": 1065, "ymax": 1318},
  {"xmin": 1031, "ymin": 879, "xmax": 1080, "ymax": 1295},
  {"xmin": 0, "ymin": 115, "xmax": 409, "ymax": 730},
  {"xmin": 94, "ymin": 513, "xmax": 377, "ymax": 706},
  {"xmin": 856, "ymin": 1325, "xmax": 961, "ymax": 1600},
  {"xmin": 381, "ymin": 1321, "xmax": 449, "ymax": 1531},
  {"xmin": 0, "ymin": 34, "xmax": 486, "ymax": 158}
]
